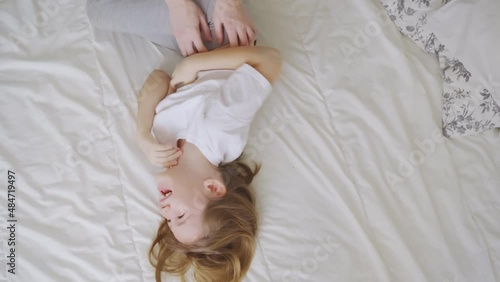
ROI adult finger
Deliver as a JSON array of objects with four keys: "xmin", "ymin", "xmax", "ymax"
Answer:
[
  {"xmin": 199, "ymin": 15, "xmax": 212, "ymax": 42},
  {"xmin": 183, "ymin": 42, "xmax": 196, "ymax": 56},
  {"xmin": 176, "ymin": 38, "xmax": 190, "ymax": 57},
  {"xmin": 237, "ymin": 27, "xmax": 248, "ymax": 46},
  {"xmin": 179, "ymin": 44, "xmax": 188, "ymax": 57},
  {"xmin": 193, "ymin": 36, "xmax": 208, "ymax": 53},
  {"xmin": 227, "ymin": 28, "xmax": 239, "ymax": 47},
  {"xmin": 214, "ymin": 19, "xmax": 224, "ymax": 45},
  {"xmin": 247, "ymin": 27, "xmax": 256, "ymax": 45}
]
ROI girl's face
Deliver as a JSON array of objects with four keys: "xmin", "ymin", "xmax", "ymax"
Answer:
[
  {"xmin": 154, "ymin": 140, "xmax": 226, "ymax": 244},
  {"xmin": 155, "ymin": 167, "xmax": 210, "ymax": 244}
]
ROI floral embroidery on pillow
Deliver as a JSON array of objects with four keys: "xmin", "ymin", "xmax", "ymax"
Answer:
[{"xmin": 380, "ymin": 0, "xmax": 500, "ymax": 137}]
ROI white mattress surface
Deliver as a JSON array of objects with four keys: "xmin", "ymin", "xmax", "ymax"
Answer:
[{"xmin": 0, "ymin": 0, "xmax": 499, "ymax": 282}]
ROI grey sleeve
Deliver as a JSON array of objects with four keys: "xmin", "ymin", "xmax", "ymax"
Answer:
[{"xmin": 85, "ymin": 0, "xmax": 227, "ymax": 51}]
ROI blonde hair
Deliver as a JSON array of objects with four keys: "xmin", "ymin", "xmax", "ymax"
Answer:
[{"xmin": 149, "ymin": 158, "xmax": 260, "ymax": 282}]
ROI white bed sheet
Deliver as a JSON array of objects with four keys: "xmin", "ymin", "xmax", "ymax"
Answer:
[{"xmin": 0, "ymin": 0, "xmax": 499, "ymax": 282}]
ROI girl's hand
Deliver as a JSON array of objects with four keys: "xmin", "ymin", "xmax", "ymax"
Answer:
[
  {"xmin": 137, "ymin": 133, "xmax": 182, "ymax": 168},
  {"xmin": 170, "ymin": 58, "xmax": 198, "ymax": 90}
]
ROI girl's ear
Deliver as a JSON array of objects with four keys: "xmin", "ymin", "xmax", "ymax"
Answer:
[{"xmin": 203, "ymin": 179, "xmax": 227, "ymax": 197}]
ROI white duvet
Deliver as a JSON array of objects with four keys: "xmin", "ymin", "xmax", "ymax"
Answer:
[{"xmin": 0, "ymin": 0, "xmax": 499, "ymax": 282}]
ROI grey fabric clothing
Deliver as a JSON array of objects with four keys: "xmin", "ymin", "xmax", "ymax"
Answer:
[{"xmin": 86, "ymin": 0, "xmax": 227, "ymax": 51}]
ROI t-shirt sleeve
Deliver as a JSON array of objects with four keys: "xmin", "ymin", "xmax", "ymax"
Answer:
[{"xmin": 214, "ymin": 63, "xmax": 273, "ymax": 122}]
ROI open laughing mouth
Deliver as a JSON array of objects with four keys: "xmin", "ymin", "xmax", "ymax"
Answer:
[{"xmin": 158, "ymin": 187, "xmax": 172, "ymax": 208}]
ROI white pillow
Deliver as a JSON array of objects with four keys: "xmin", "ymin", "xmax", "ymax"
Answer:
[
  {"xmin": 380, "ymin": 0, "xmax": 500, "ymax": 137},
  {"xmin": 428, "ymin": 0, "xmax": 500, "ymax": 104}
]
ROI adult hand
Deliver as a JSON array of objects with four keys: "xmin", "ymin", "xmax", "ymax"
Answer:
[
  {"xmin": 167, "ymin": 0, "xmax": 213, "ymax": 56},
  {"xmin": 213, "ymin": 0, "xmax": 256, "ymax": 47}
]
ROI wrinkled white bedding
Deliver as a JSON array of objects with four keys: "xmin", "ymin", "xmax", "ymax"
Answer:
[{"xmin": 0, "ymin": 0, "xmax": 499, "ymax": 281}]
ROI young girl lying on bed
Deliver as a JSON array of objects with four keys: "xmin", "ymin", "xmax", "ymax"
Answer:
[
  {"xmin": 87, "ymin": 1, "xmax": 281, "ymax": 280},
  {"xmin": 136, "ymin": 46, "xmax": 281, "ymax": 282}
]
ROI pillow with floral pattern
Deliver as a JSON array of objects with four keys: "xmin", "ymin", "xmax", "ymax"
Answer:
[{"xmin": 380, "ymin": 0, "xmax": 500, "ymax": 137}]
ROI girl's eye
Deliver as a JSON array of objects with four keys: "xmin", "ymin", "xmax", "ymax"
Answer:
[
  {"xmin": 178, "ymin": 213, "xmax": 185, "ymax": 219},
  {"xmin": 166, "ymin": 219, "xmax": 171, "ymax": 223}
]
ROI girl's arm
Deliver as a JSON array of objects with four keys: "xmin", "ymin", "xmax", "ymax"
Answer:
[
  {"xmin": 136, "ymin": 70, "xmax": 172, "ymax": 136},
  {"xmin": 170, "ymin": 46, "xmax": 282, "ymax": 88},
  {"xmin": 136, "ymin": 70, "xmax": 181, "ymax": 167}
]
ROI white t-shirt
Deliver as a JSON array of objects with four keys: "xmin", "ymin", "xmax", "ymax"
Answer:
[{"xmin": 152, "ymin": 63, "xmax": 272, "ymax": 166}]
